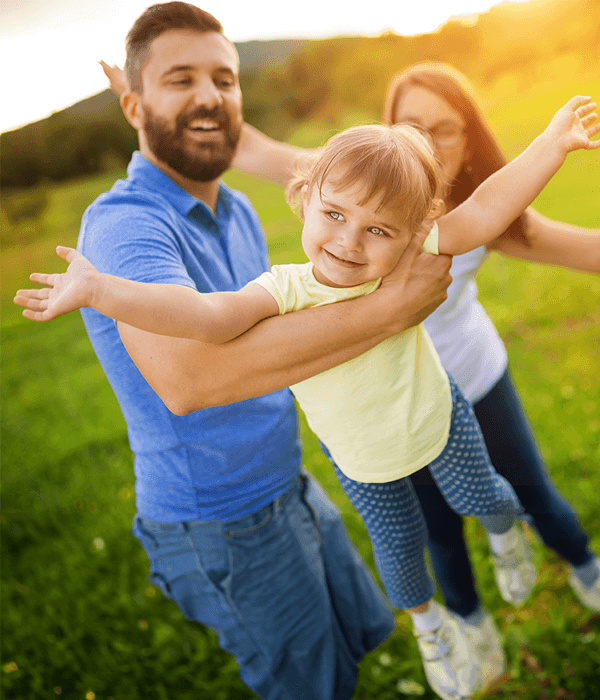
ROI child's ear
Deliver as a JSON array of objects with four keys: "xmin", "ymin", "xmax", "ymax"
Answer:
[{"xmin": 299, "ymin": 184, "xmax": 309, "ymax": 220}]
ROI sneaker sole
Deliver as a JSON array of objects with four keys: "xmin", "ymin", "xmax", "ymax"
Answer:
[{"xmin": 476, "ymin": 668, "xmax": 511, "ymax": 697}]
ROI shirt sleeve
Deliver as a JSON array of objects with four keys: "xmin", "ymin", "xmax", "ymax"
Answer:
[
  {"xmin": 78, "ymin": 192, "xmax": 196, "ymax": 289},
  {"xmin": 250, "ymin": 270, "xmax": 286, "ymax": 314},
  {"xmin": 422, "ymin": 222, "xmax": 439, "ymax": 255}
]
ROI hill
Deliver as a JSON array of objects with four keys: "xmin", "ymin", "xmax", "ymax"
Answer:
[{"xmin": 2, "ymin": 0, "xmax": 598, "ymax": 188}]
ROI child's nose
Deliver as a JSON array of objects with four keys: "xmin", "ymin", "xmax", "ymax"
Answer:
[{"xmin": 337, "ymin": 227, "xmax": 363, "ymax": 252}]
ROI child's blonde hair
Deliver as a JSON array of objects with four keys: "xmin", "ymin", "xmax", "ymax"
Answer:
[{"xmin": 287, "ymin": 124, "xmax": 444, "ymax": 234}]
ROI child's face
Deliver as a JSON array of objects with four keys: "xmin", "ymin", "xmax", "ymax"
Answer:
[{"xmin": 301, "ymin": 178, "xmax": 413, "ymax": 288}]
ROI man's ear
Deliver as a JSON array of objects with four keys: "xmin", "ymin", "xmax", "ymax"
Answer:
[{"xmin": 121, "ymin": 91, "xmax": 144, "ymax": 131}]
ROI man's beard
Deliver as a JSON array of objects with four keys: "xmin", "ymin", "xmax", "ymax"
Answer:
[{"xmin": 142, "ymin": 103, "xmax": 241, "ymax": 182}]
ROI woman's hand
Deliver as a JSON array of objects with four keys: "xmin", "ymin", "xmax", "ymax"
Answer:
[
  {"xmin": 14, "ymin": 246, "xmax": 100, "ymax": 322},
  {"xmin": 544, "ymin": 96, "xmax": 600, "ymax": 155},
  {"xmin": 99, "ymin": 60, "xmax": 129, "ymax": 97}
]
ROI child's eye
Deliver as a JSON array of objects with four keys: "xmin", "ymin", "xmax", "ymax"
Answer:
[
  {"xmin": 327, "ymin": 211, "xmax": 345, "ymax": 221},
  {"xmin": 369, "ymin": 226, "xmax": 388, "ymax": 236}
]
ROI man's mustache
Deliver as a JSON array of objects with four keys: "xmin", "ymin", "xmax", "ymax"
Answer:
[{"xmin": 177, "ymin": 106, "xmax": 230, "ymax": 130}]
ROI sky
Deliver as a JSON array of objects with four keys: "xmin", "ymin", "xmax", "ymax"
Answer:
[{"xmin": 1, "ymin": 0, "xmax": 531, "ymax": 133}]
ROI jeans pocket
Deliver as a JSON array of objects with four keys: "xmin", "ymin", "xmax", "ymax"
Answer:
[
  {"xmin": 132, "ymin": 517, "xmax": 188, "ymax": 602},
  {"xmin": 225, "ymin": 503, "xmax": 274, "ymax": 540}
]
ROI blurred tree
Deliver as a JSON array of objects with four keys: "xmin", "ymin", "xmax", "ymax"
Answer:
[{"xmin": 2, "ymin": 0, "xmax": 598, "ymax": 190}]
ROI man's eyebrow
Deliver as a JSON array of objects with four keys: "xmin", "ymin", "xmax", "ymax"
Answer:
[
  {"xmin": 161, "ymin": 65, "xmax": 236, "ymax": 79},
  {"xmin": 161, "ymin": 64, "xmax": 194, "ymax": 78}
]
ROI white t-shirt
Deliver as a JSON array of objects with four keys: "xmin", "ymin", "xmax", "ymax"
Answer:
[{"xmin": 423, "ymin": 246, "xmax": 508, "ymax": 404}]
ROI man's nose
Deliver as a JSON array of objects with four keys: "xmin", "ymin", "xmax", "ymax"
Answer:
[{"xmin": 191, "ymin": 77, "xmax": 224, "ymax": 110}]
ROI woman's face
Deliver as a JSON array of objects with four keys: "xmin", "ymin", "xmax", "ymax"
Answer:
[{"xmin": 393, "ymin": 85, "xmax": 468, "ymax": 187}]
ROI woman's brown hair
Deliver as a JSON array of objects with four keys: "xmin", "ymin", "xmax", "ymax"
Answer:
[{"xmin": 383, "ymin": 62, "xmax": 528, "ymax": 245}]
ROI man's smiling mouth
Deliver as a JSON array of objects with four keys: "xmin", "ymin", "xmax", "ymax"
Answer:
[{"xmin": 187, "ymin": 118, "xmax": 221, "ymax": 131}]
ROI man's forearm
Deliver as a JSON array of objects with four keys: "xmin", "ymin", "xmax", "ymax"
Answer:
[
  {"xmin": 120, "ymin": 292, "xmax": 394, "ymax": 413},
  {"xmin": 119, "ymin": 276, "xmax": 446, "ymax": 413},
  {"xmin": 120, "ymin": 235, "xmax": 452, "ymax": 414}
]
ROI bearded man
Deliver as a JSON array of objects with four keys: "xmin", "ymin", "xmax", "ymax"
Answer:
[{"xmin": 78, "ymin": 3, "xmax": 451, "ymax": 697}]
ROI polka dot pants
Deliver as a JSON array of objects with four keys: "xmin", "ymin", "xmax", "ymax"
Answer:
[{"xmin": 332, "ymin": 375, "xmax": 523, "ymax": 610}]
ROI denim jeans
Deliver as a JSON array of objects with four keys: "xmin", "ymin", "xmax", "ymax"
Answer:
[
  {"xmin": 410, "ymin": 368, "xmax": 593, "ymax": 617},
  {"xmin": 330, "ymin": 374, "xmax": 522, "ymax": 610},
  {"xmin": 132, "ymin": 471, "xmax": 394, "ymax": 700}
]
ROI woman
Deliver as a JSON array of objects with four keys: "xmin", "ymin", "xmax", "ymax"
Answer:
[{"xmin": 383, "ymin": 60, "xmax": 600, "ymax": 678}]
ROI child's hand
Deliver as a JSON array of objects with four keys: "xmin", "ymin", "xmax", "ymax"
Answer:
[
  {"xmin": 14, "ymin": 246, "xmax": 99, "ymax": 322},
  {"xmin": 544, "ymin": 96, "xmax": 600, "ymax": 155},
  {"xmin": 99, "ymin": 60, "xmax": 129, "ymax": 97}
]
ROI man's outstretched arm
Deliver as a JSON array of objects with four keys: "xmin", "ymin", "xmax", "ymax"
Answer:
[{"xmin": 119, "ymin": 231, "xmax": 451, "ymax": 414}]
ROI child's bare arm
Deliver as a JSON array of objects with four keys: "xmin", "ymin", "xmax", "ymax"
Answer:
[
  {"xmin": 438, "ymin": 96, "xmax": 600, "ymax": 255},
  {"xmin": 14, "ymin": 246, "xmax": 279, "ymax": 343}
]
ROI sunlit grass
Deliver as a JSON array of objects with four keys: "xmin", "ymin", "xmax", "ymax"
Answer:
[{"xmin": 2, "ymin": 75, "xmax": 600, "ymax": 699}]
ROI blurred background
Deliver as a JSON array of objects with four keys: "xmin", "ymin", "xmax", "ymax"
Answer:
[{"xmin": 2, "ymin": 1, "xmax": 599, "ymax": 698}]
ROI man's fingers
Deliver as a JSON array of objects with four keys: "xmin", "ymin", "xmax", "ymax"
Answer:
[{"xmin": 398, "ymin": 228, "xmax": 431, "ymax": 263}]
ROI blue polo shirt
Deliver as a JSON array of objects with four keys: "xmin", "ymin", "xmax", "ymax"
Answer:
[{"xmin": 78, "ymin": 152, "xmax": 302, "ymax": 522}]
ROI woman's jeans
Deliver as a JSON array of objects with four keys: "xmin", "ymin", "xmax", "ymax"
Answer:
[{"xmin": 410, "ymin": 368, "xmax": 593, "ymax": 618}]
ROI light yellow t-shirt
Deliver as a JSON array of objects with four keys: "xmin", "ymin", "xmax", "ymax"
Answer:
[{"xmin": 252, "ymin": 224, "xmax": 452, "ymax": 483}]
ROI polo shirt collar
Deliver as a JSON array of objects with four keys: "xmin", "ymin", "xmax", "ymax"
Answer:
[{"xmin": 127, "ymin": 151, "xmax": 233, "ymax": 221}]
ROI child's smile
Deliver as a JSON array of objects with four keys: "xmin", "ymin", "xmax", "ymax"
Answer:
[
  {"xmin": 301, "ymin": 179, "xmax": 413, "ymax": 288},
  {"xmin": 323, "ymin": 247, "xmax": 364, "ymax": 268}
]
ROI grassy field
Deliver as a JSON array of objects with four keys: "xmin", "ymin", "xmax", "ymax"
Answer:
[{"xmin": 2, "ymin": 84, "xmax": 600, "ymax": 699}]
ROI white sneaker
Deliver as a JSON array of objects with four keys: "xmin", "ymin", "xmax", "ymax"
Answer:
[
  {"xmin": 491, "ymin": 525, "xmax": 537, "ymax": 605},
  {"xmin": 415, "ymin": 602, "xmax": 482, "ymax": 699},
  {"xmin": 462, "ymin": 612, "xmax": 508, "ymax": 691},
  {"xmin": 569, "ymin": 557, "xmax": 600, "ymax": 612}
]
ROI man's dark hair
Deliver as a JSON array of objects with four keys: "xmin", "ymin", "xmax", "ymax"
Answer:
[{"xmin": 125, "ymin": 2, "xmax": 224, "ymax": 92}]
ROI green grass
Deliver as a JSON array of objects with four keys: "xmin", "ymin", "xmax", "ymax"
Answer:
[{"xmin": 3, "ymin": 86, "xmax": 600, "ymax": 699}]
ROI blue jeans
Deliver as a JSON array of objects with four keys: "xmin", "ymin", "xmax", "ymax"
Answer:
[
  {"xmin": 132, "ymin": 471, "xmax": 394, "ymax": 700},
  {"xmin": 331, "ymin": 375, "xmax": 521, "ymax": 610},
  {"xmin": 410, "ymin": 368, "xmax": 593, "ymax": 618}
]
